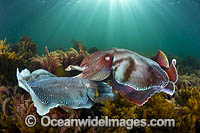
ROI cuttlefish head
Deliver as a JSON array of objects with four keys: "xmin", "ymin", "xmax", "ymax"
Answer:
[{"xmin": 78, "ymin": 51, "xmax": 114, "ymax": 81}]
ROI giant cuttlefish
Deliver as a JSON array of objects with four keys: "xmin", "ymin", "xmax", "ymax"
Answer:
[
  {"xmin": 67, "ymin": 48, "xmax": 178, "ymax": 106},
  {"xmin": 16, "ymin": 68, "xmax": 114, "ymax": 116}
]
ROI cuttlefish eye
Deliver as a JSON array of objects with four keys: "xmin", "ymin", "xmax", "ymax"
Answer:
[
  {"xmin": 104, "ymin": 54, "xmax": 113, "ymax": 63},
  {"xmin": 105, "ymin": 56, "xmax": 110, "ymax": 61}
]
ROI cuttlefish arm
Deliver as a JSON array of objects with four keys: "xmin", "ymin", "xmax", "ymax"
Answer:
[
  {"xmin": 65, "ymin": 65, "xmax": 87, "ymax": 72},
  {"xmin": 65, "ymin": 51, "xmax": 106, "ymax": 72},
  {"xmin": 65, "ymin": 65, "xmax": 90, "ymax": 79},
  {"xmin": 151, "ymin": 50, "xmax": 178, "ymax": 83}
]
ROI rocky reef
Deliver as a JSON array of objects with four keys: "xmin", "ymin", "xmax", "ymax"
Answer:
[{"xmin": 0, "ymin": 36, "xmax": 200, "ymax": 132}]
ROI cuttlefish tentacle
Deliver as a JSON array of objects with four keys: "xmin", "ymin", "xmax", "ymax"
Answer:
[{"xmin": 65, "ymin": 65, "xmax": 87, "ymax": 72}]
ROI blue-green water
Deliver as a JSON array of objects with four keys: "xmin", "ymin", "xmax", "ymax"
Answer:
[{"xmin": 1, "ymin": 0, "xmax": 200, "ymax": 58}]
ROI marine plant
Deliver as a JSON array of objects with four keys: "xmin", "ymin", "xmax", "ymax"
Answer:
[
  {"xmin": 31, "ymin": 41, "xmax": 89, "ymax": 76},
  {"xmin": 99, "ymin": 71, "xmax": 200, "ymax": 132},
  {"xmin": 174, "ymin": 84, "xmax": 200, "ymax": 132},
  {"xmin": 167, "ymin": 54, "xmax": 200, "ymax": 75},
  {"xmin": 51, "ymin": 50, "xmax": 70, "ymax": 68},
  {"xmin": 1, "ymin": 35, "xmax": 200, "ymax": 132},
  {"xmin": 31, "ymin": 46, "xmax": 62, "ymax": 74},
  {"xmin": 11, "ymin": 35, "xmax": 37, "ymax": 60},
  {"xmin": 0, "ymin": 39, "xmax": 26, "ymax": 85},
  {"xmin": 72, "ymin": 40, "xmax": 88, "ymax": 57},
  {"xmin": 176, "ymin": 73, "xmax": 200, "ymax": 88},
  {"xmin": 98, "ymin": 93, "xmax": 139, "ymax": 132},
  {"xmin": 70, "ymin": 40, "xmax": 89, "ymax": 65},
  {"xmin": 88, "ymin": 47, "xmax": 99, "ymax": 54}
]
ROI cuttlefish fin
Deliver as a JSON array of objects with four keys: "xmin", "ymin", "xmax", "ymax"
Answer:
[
  {"xmin": 164, "ymin": 81, "xmax": 175, "ymax": 95},
  {"xmin": 16, "ymin": 68, "xmax": 31, "ymax": 92},
  {"xmin": 152, "ymin": 50, "xmax": 169, "ymax": 68},
  {"xmin": 17, "ymin": 68, "xmax": 59, "ymax": 116},
  {"xmin": 166, "ymin": 59, "xmax": 178, "ymax": 83},
  {"xmin": 112, "ymin": 79, "xmax": 175, "ymax": 106},
  {"xmin": 29, "ymin": 88, "xmax": 59, "ymax": 116},
  {"xmin": 65, "ymin": 65, "xmax": 87, "ymax": 72}
]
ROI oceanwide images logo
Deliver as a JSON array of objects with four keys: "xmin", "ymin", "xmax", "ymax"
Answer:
[{"xmin": 25, "ymin": 115, "xmax": 175, "ymax": 129}]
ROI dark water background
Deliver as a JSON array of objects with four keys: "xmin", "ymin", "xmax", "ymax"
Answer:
[{"xmin": 0, "ymin": 0, "xmax": 200, "ymax": 58}]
